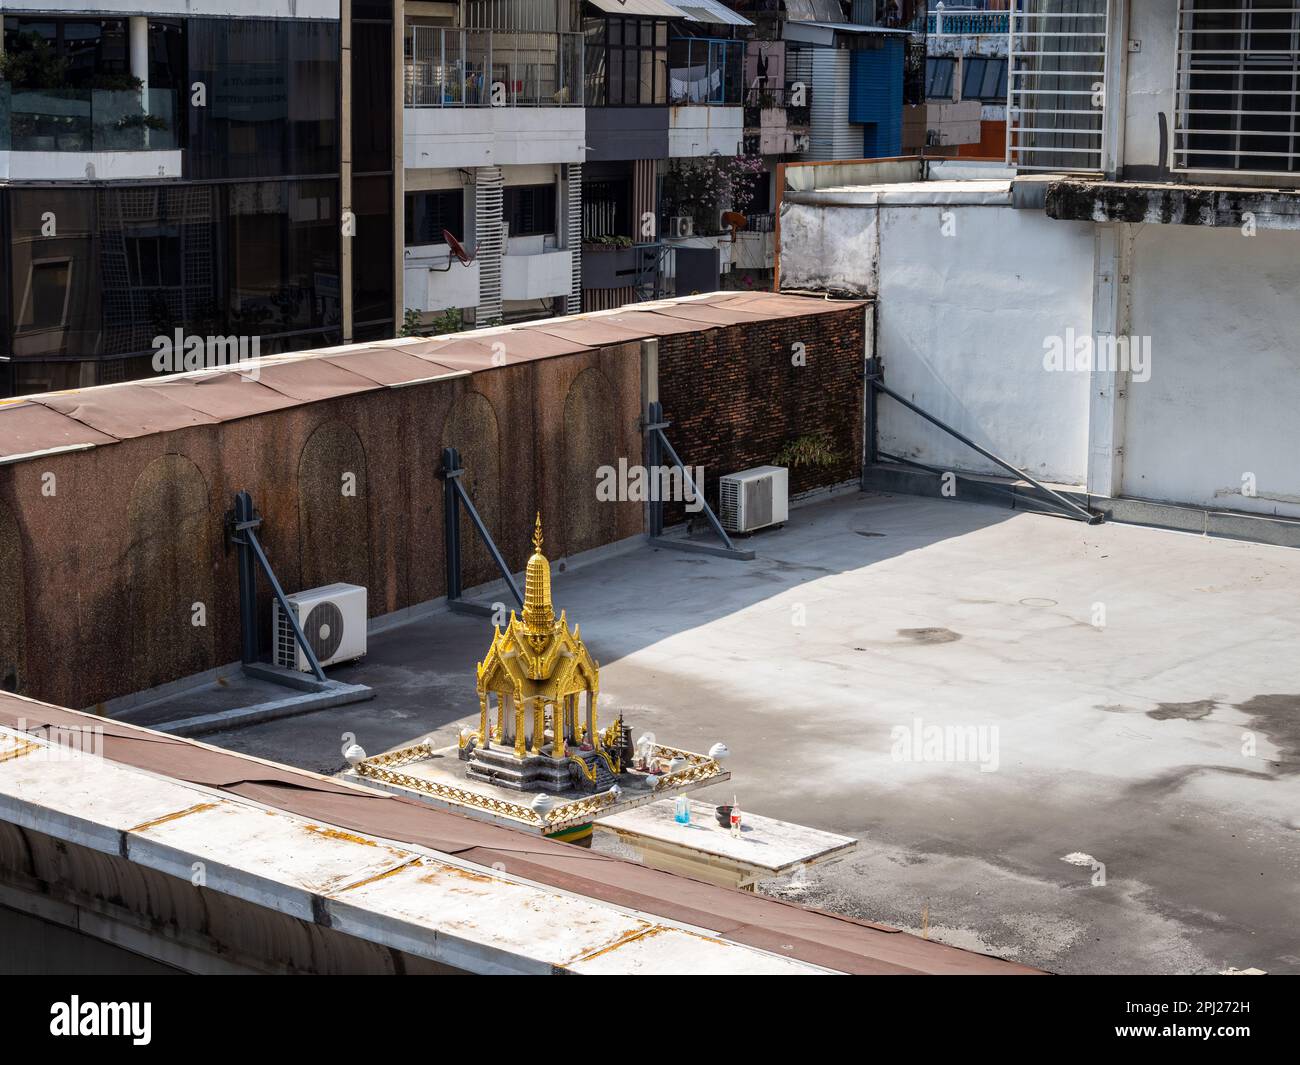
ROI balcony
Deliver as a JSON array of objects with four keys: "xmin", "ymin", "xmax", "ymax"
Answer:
[
  {"xmin": 0, "ymin": 83, "xmax": 182, "ymax": 180},
  {"xmin": 668, "ymin": 38, "xmax": 743, "ymax": 107},
  {"xmin": 404, "ymin": 236, "xmax": 573, "ymax": 312},
  {"xmin": 405, "ymin": 243, "xmax": 480, "ymax": 314},
  {"xmin": 404, "ymin": 27, "xmax": 583, "ymax": 108},
  {"xmin": 402, "ymin": 27, "xmax": 586, "ymax": 169},
  {"xmin": 742, "ymin": 85, "xmax": 811, "ymax": 155},
  {"xmin": 501, "ymin": 237, "xmax": 573, "ymax": 302},
  {"xmin": 928, "ymin": 8, "xmax": 1010, "ymax": 36},
  {"xmin": 581, "ymin": 241, "xmax": 662, "ymax": 292},
  {"xmin": 743, "ymin": 87, "xmax": 811, "ymax": 131}
]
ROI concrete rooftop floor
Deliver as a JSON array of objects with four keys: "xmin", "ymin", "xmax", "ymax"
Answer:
[{"xmin": 167, "ymin": 491, "xmax": 1300, "ymax": 975}]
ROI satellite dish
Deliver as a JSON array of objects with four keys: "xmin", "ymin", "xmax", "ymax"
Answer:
[
  {"xmin": 444, "ymin": 229, "xmax": 476, "ymax": 266},
  {"xmin": 721, "ymin": 211, "xmax": 748, "ymax": 243}
]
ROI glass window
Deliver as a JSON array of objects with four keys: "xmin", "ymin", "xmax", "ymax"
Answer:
[
  {"xmin": 352, "ymin": 20, "xmax": 392, "ymax": 175},
  {"xmin": 926, "ymin": 56, "xmax": 954, "ymax": 99},
  {"xmin": 406, "ymin": 189, "xmax": 464, "ymax": 244},
  {"xmin": 22, "ymin": 260, "xmax": 72, "ymax": 329},
  {"xmin": 187, "ymin": 18, "xmax": 339, "ymax": 179},
  {"xmin": 353, "ymin": 174, "xmax": 394, "ymax": 332},
  {"xmin": 5, "ymin": 181, "xmax": 342, "ymax": 367},
  {"xmin": 601, "ymin": 16, "xmax": 667, "ymax": 105},
  {"xmin": 504, "ymin": 184, "xmax": 556, "ymax": 237}
]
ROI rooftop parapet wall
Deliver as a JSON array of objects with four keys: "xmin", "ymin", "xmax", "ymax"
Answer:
[
  {"xmin": 0, "ymin": 294, "xmax": 865, "ymax": 709},
  {"xmin": 1045, "ymin": 178, "xmax": 1300, "ymax": 232}
]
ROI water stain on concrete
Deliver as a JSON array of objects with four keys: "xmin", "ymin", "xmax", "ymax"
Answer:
[
  {"xmin": 1147, "ymin": 700, "xmax": 1217, "ymax": 721},
  {"xmin": 1234, "ymin": 693, "xmax": 1300, "ymax": 773},
  {"xmin": 898, "ymin": 627, "xmax": 961, "ymax": 644},
  {"xmin": 1126, "ymin": 763, "xmax": 1274, "ymax": 800}
]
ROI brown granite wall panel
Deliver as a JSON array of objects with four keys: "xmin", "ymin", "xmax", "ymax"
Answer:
[{"xmin": 126, "ymin": 454, "xmax": 216, "ymax": 694}]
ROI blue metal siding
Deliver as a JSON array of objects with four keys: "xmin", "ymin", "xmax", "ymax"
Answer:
[{"xmin": 848, "ymin": 41, "xmax": 904, "ymax": 158}]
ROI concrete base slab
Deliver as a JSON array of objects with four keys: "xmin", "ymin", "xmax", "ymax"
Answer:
[{"xmin": 186, "ymin": 490, "xmax": 1300, "ymax": 975}]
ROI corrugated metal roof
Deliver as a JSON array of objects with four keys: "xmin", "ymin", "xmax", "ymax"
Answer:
[
  {"xmin": 673, "ymin": 0, "xmax": 753, "ymax": 26},
  {"xmin": 586, "ymin": 0, "xmax": 688, "ymax": 17},
  {"xmin": 0, "ymin": 692, "xmax": 1043, "ymax": 975}
]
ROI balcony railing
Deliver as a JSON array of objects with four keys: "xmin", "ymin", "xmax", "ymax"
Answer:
[
  {"xmin": 0, "ymin": 84, "xmax": 178, "ymax": 152},
  {"xmin": 405, "ymin": 27, "xmax": 583, "ymax": 107},
  {"xmin": 743, "ymin": 85, "xmax": 811, "ymax": 129},
  {"xmin": 929, "ymin": 8, "xmax": 1010, "ymax": 36}
]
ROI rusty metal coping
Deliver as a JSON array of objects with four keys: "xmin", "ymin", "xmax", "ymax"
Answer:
[
  {"xmin": 0, "ymin": 691, "xmax": 1040, "ymax": 975},
  {"xmin": 0, "ymin": 293, "xmax": 866, "ymax": 465}
]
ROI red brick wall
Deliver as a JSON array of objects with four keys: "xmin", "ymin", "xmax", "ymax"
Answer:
[{"xmin": 657, "ymin": 305, "xmax": 866, "ymax": 524}]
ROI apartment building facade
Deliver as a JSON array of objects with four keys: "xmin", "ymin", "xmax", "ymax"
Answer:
[
  {"xmin": 0, "ymin": 0, "xmax": 402, "ymax": 397},
  {"xmin": 1, "ymin": 0, "xmax": 913, "ymax": 390},
  {"xmin": 400, "ymin": 0, "xmax": 914, "ymax": 323},
  {"xmin": 780, "ymin": 0, "xmax": 1300, "ymax": 539}
]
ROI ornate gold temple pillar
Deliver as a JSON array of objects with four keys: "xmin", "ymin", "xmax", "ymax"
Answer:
[
  {"xmin": 554, "ymin": 697, "xmax": 567, "ymax": 759},
  {"xmin": 532, "ymin": 699, "xmax": 545, "ymax": 754},
  {"xmin": 493, "ymin": 695, "xmax": 504, "ymax": 743},
  {"xmin": 478, "ymin": 693, "xmax": 489, "ymax": 748},
  {"xmin": 514, "ymin": 698, "xmax": 526, "ymax": 757},
  {"xmin": 587, "ymin": 692, "xmax": 597, "ymax": 747}
]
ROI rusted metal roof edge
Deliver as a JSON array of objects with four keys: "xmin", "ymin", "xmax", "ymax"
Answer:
[{"xmin": 0, "ymin": 692, "xmax": 1043, "ymax": 976}]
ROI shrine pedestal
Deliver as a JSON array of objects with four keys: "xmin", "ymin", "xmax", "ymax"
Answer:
[{"xmin": 465, "ymin": 744, "xmax": 572, "ymax": 792}]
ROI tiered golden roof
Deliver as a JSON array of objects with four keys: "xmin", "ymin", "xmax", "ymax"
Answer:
[{"xmin": 472, "ymin": 515, "xmax": 601, "ymax": 760}]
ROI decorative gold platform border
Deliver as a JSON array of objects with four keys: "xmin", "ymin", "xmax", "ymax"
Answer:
[{"xmin": 353, "ymin": 742, "xmax": 726, "ymax": 832}]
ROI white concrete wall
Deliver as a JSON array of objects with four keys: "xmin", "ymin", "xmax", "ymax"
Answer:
[
  {"xmin": 1122, "ymin": 0, "xmax": 1178, "ymax": 173},
  {"xmin": 780, "ymin": 202, "xmax": 879, "ymax": 296},
  {"xmin": 874, "ymin": 204, "xmax": 1096, "ymax": 485},
  {"xmin": 667, "ymin": 106, "xmax": 743, "ymax": 158},
  {"xmin": 405, "ymin": 250, "xmax": 479, "ymax": 313},
  {"xmin": 1121, "ymin": 225, "xmax": 1300, "ymax": 517},
  {"xmin": 0, "ymin": 150, "xmax": 182, "ymax": 182},
  {"xmin": 501, "ymin": 248, "xmax": 572, "ymax": 301},
  {"xmin": 404, "ymin": 107, "xmax": 584, "ymax": 169}
]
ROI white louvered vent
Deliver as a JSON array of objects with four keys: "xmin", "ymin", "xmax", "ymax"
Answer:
[
  {"xmin": 475, "ymin": 166, "xmax": 504, "ymax": 325},
  {"xmin": 566, "ymin": 161, "xmax": 583, "ymax": 315}
]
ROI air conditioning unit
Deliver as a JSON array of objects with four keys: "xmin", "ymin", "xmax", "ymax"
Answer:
[
  {"xmin": 668, "ymin": 215, "xmax": 694, "ymax": 238},
  {"xmin": 719, "ymin": 466, "xmax": 789, "ymax": 534},
  {"xmin": 273, "ymin": 583, "xmax": 367, "ymax": 672}
]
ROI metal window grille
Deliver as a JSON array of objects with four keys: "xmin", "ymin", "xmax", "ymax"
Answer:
[
  {"xmin": 1173, "ymin": 0, "xmax": 1300, "ymax": 175},
  {"xmin": 1007, "ymin": 0, "xmax": 1110, "ymax": 172}
]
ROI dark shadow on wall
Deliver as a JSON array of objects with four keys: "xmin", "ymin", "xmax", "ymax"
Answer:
[
  {"xmin": 0, "ymin": 502, "xmax": 25, "ymax": 694},
  {"xmin": 563, "ymin": 367, "xmax": 619, "ymax": 557},
  {"xmin": 442, "ymin": 392, "xmax": 502, "ymax": 588},
  {"xmin": 298, "ymin": 420, "xmax": 371, "ymax": 593},
  {"xmin": 127, "ymin": 455, "xmax": 216, "ymax": 693}
]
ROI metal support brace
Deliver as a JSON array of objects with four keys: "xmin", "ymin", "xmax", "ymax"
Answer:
[
  {"xmin": 439, "ymin": 447, "xmax": 524, "ymax": 616},
  {"xmin": 864, "ymin": 368, "xmax": 1102, "ymax": 525},
  {"xmin": 226, "ymin": 490, "xmax": 327, "ymax": 683},
  {"xmin": 643, "ymin": 401, "xmax": 756, "ymax": 561}
]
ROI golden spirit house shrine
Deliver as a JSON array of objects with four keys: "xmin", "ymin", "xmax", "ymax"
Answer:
[
  {"xmin": 347, "ymin": 515, "xmax": 730, "ymax": 845},
  {"xmin": 462, "ymin": 515, "xmax": 629, "ymax": 793}
]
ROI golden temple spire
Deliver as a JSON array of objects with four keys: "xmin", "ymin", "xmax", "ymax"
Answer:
[{"xmin": 522, "ymin": 512, "xmax": 554, "ymax": 636}]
